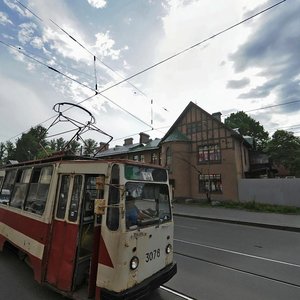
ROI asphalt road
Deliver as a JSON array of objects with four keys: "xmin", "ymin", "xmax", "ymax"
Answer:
[
  {"xmin": 164, "ymin": 216, "xmax": 300, "ymax": 300},
  {"xmin": 1, "ymin": 216, "xmax": 300, "ymax": 300}
]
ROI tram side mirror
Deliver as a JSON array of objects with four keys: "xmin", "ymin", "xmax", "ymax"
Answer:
[{"xmin": 94, "ymin": 198, "xmax": 106, "ymax": 215}]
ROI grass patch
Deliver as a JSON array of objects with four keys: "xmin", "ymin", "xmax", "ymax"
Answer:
[{"xmin": 214, "ymin": 200, "xmax": 300, "ymax": 214}]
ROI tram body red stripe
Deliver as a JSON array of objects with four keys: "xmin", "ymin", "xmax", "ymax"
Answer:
[{"xmin": 0, "ymin": 208, "xmax": 50, "ymax": 244}]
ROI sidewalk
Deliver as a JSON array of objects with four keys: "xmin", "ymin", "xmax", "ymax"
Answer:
[{"xmin": 173, "ymin": 203, "xmax": 300, "ymax": 232}]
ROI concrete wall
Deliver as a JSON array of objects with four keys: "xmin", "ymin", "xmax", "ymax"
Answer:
[{"xmin": 238, "ymin": 179, "xmax": 300, "ymax": 207}]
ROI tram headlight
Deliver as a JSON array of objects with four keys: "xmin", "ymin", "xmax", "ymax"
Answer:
[
  {"xmin": 130, "ymin": 256, "xmax": 139, "ymax": 270},
  {"xmin": 166, "ymin": 244, "xmax": 172, "ymax": 254}
]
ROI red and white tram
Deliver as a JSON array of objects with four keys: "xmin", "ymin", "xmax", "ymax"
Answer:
[{"xmin": 0, "ymin": 154, "xmax": 177, "ymax": 299}]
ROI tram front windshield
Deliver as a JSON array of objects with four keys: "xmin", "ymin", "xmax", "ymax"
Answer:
[{"xmin": 125, "ymin": 182, "xmax": 171, "ymax": 230}]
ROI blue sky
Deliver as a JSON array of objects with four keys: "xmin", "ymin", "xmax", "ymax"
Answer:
[{"xmin": 0, "ymin": 0, "xmax": 300, "ymax": 147}]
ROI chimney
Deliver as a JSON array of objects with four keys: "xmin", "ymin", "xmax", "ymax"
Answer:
[
  {"xmin": 212, "ymin": 112, "xmax": 222, "ymax": 122},
  {"xmin": 124, "ymin": 138, "xmax": 133, "ymax": 146},
  {"xmin": 139, "ymin": 132, "xmax": 150, "ymax": 144},
  {"xmin": 98, "ymin": 142, "xmax": 109, "ymax": 152}
]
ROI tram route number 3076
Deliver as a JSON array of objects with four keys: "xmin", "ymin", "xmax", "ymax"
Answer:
[{"xmin": 145, "ymin": 249, "xmax": 160, "ymax": 262}]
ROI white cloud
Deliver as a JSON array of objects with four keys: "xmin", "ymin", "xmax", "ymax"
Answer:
[
  {"xmin": 0, "ymin": 75, "xmax": 50, "ymax": 140},
  {"xmin": 30, "ymin": 36, "xmax": 44, "ymax": 49},
  {"xmin": 87, "ymin": 0, "xmax": 107, "ymax": 9},
  {"xmin": 145, "ymin": 0, "xmax": 265, "ymax": 125},
  {"xmin": 43, "ymin": 26, "xmax": 91, "ymax": 63},
  {"xmin": 18, "ymin": 22, "xmax": 38, "ymax": 44},
  {"xmin": 0, "ymin": 11, "xmax": 13, "ymax": 25},
  {"xmin": 4, "ymin": 0, "xmax": 32, "ymax": 18},
  {"xmin": 93, "ymin": 31, "xmax": 121, "ymax": 60}
]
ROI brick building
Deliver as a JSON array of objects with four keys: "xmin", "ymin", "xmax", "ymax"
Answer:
[{"xmin": 97, "ymin": 102, "xmax": 252, "ymax": 202}]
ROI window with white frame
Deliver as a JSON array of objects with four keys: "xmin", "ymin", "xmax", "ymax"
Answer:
[
  {"xmin": 199, "ymin": 174, "xmax": 222, "ymax": 193},
  {"xmin": 198, "ymin": 144, "xmax": 221, "ymax": 163}
]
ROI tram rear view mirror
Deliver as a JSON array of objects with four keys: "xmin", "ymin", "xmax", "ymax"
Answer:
[{"xmin": 94, "ymin": 198, "xmax": 106, "ymax": 215}]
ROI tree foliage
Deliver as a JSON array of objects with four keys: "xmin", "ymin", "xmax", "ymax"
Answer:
[
  {"xmin": 0, "ymin": 125, "xmax": 99, "ymax": 163},
  {"xmin": 83, "ymin": 138, "xmax": 98, "ymax": 155},
  {"xmin": 224, "ymin": 111, "xmax": 269, "ymax": 150},
  {"xmin": 266, "ymin": 130, "xmax": 300, "ymax": 177},
  {"xmin": 14, "ymin": 126, "xmax": 48, "ymax": 161}
]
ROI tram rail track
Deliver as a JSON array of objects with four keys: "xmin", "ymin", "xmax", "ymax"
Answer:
[
  {"xmin": 173, "ymin": 249, "xmax": 300, "ymax": 289},
  {"xmin": 160, "ymin": 285, "xmax": 197, "ymax": 300}
]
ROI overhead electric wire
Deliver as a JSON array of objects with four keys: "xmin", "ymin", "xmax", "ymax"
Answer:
[
  {"xmin": 16, "ymin": 0, "xmax": 287, "ymax": 109},
  {"xmin": 15, "ymin": 0, "xmax": 159, "ymax": 123},
  {"xmin": 16, "ymin": 0, "xmax": 151, "ymax": 99},
  {"xmin": 223, "ymin": 100, "xmax": 300, "ymax": 116},
  {"xmin": 49, "ymin": 18, "xmax": 149, "ymax": 98},
  {"xmin": 76, "ymin": 0, "xmax": 288, "ymax": 106},
  {"xmin": 3, "ymin": 0, "xmax": 288, "ymax": 141},
  {"xmin": 0, "ymin": 39, "xmax": 153, "ymax": 131},
  {"xmin": 14, "ymin": 0, "xmax": 287, "ymax": 103},
  {"xmin": 6, "ymin": 94, "xmax": 98, "ymax": 141},
  {"xmin": 243, "ymin": 100, "xmax": 300, "ymax": 114}
]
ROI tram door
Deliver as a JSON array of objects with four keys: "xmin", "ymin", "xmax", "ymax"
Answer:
[
  {"xmin": 73, "ymin": 175, "xmax": 102, "ymax": 297},
  {"xmin": 46, "ymin": 174, "xmax": 101, "ymax": 295}
]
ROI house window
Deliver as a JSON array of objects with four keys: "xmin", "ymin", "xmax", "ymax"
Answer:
[
  {"xmin": 199, "ymin": 174, "xmax": 222, "ymax": 193},
  {"xmin": 166, "ymin": 147, "xmax": 172, "ymax": 172},
  {"xmin": 133, "ymin": 155, "xmax": 139, "ymax": 161},
  {"xmin": 151, "ymin": 153, "xmax": 158, "ymax": 164},
  {"xmin": 198, "ymin": 144, "xmax": 221, "ymax": 163}
]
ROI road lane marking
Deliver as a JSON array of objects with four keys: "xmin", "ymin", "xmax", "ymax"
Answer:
[
  {"xmin": 160, "ymin": 286, "xmax": 196, "ymax": 300},
  {"xmin": 174, "ymin": 238, "xmax": 300, "ymax": 268}
]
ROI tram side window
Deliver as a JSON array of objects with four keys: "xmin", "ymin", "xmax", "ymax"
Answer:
[
  {"xmin": 0, "ymin": 176, "xmax": 4, "ymax": 189},
  {"xmin": 106, "ymin": 165, "xmax": 120, "ymax": 231},
  {"xmin": 68, "ymin": 175, "xmax": 83, "ymax": 222},
  {"xmin": 25, "ymin": 166, "xmax": 53, "ymax": 215},
  {"xmin": 83, "ymin": 176, "xmax": 97, "ymax": 222},
  {"xmin": 0, "ymin": 169, "xmax": 17, "ymax": 205},
  {"xmin": 56, "ymin": 175, "xmax": 70, "ymax": 219},
  {"xmin": 10, "ymin": 168, "xmax": 32, "ymax": 209}
]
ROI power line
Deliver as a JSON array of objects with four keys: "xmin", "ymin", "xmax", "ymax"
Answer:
[
  {"xmin": 15, "ymin": 0, "xmax": 286, "ymax": 109},
  {"xmin": 16, "ymin": 1, "xmax": 152, "ymax": 99},
  {"xmin": 0, "ymin": 40, "xmax": 153, "ymax": 131},
  {"xmin": 223, "ymin": 100, "xmax": 300, "ymax": 116},
  {"xmin": 2, "ymin": 0, "xmax": 287, "ymax": 141},
  {"xmin": 6, "ymin": 94, "xmax": 98, "ymax": 141},
  {"xmin": 245, "ymin": 100, "xmax": 300, "ymax": 113},
  {"xmin": 15, "ymin": 0, "xmax": 162, "ymax": 124},
  {"xmin": 75, "ymin": 0, "xmax": 287, "ymax": 101}
]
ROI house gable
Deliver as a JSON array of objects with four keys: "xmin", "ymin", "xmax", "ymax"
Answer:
[{"xmin": 161, "ymin": 101, "xmax": 245, "ymax": 152}]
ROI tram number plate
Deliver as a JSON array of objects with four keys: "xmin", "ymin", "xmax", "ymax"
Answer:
[{"xmin": 145, "ymin": 249, "xmax": 160, "ymax": 262}]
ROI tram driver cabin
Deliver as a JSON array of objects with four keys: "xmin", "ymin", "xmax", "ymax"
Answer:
[{"xmin": 0, "ymin": 155, "xmax": 177, "ymax": 300}]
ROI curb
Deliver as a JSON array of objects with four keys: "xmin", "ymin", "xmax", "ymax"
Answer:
[{"xmin": 174, "ymin": 213, "xmax": 300, "ymax": 233}]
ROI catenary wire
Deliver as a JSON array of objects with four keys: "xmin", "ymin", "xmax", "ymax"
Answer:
[
  {"xmin": 223, "ymin": 100, "xmax": 300, "ymax": 116},
  {"xmin": 2, "ymin": 0, "xmax": 288, "ymax": 142},
  {"xmin": 0, "ymin": 40, "xmax": 153, "ymax": 131},
  {"xmin": 16, "ymin": 0, "xmax": 153, "ymax": 101},
  {"xmin": 15, "ymin": 0, "xmax": 286, "ymax": 107},
  {"xmin": 16, "ymin": 0, "xmax": 166, "ymax": 121}
]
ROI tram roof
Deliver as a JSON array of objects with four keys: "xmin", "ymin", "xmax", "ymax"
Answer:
[{"xmin": 0, "ymin": 152, "xmax": 166, "ymax": 170}]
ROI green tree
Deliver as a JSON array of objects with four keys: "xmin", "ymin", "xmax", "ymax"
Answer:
[
  {"xmin": 56, "ymin": 137, "xmax": 66, "ymax": 151},
  {"xmin": 266, "ymin": 130, "xmax": 300, "ymax": 177},
  {"xmin": 0, "ymin": 142, "xmax": 5, "ymax": 165},
  {"xmin": 14, "ymin": 126, "xmax": 48, "ymax": 161},
  {"xmin": 83, "ymin": 138, "xmax": 98, "ymax": 156},
  {"xmin": 224, "ymin": 111, "xmax": 269, "ymax": 150},
  {"xmin": 4, "ymin": 141, "xmax": 16, "ymax": 162},
  {"xmin": 67, "ymin": 140, "xmax": 81, "ymax": 154}
]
